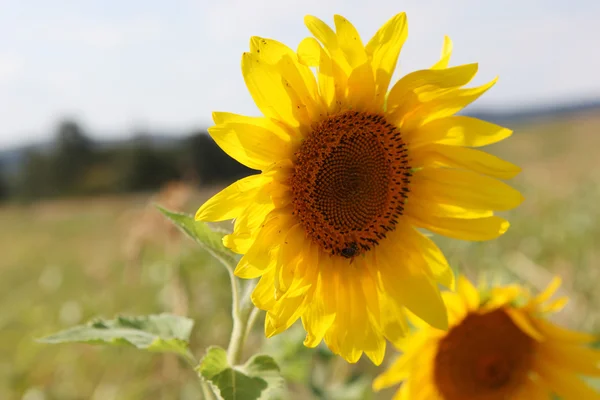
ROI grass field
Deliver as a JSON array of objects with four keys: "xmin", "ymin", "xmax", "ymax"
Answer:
[{"xmin": 1, "ymin": 110, "xmax": 600, "ymax": 399}]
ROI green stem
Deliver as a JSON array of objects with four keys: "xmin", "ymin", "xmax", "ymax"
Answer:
[
  {"xmin": 200, "ymin": 380, "xmax": 216, "ymax": 400},
  {"xmin": 227, "ymin": 273, "xmax": 258, "ymax": 365},
  {"xmin": 183, "ymin": 351, "xmax": 216, "ymax": 399}
]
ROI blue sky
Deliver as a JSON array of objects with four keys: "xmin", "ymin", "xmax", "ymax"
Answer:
[{"xmin": 0, "ymin": 0, "xmax": 598, "ymax": 150}]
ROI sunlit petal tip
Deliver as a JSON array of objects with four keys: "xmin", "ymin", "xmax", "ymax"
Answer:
[
  {"xmin": 297, "ymin": 37, "xmax": 321, "ymax": 66},
  {"xmin": 505, "ymin": 308, "xmax": 545, "ymax": 341},
  {"xmin": 426, "ymin": 301, "xmax": 449, "ymax": 331},
  {"xmin": 264, "ymin": 316, "xmax": 283, "ymax": 338},
  {"xmin": 372, "ymin": 366, "xmax": 405, "ymax": 392},
  {"xmin": 458, "ymin": 275, "xmax": 480, "ymax": 310},
  {"xmin": 303, "ymin": 332, "xmax": 321, "ymax": 348},
  {"xmin": 211, "ymin": 111, "xmax": 226, "ymax": 124},
  {"xmin": 366, "ymin": 348, "xmax": 386, "ymax": 366},
  {"xmin": 303, "ymin": 14, "xmax": 320, "ymax": 27},
  {"xmin": 446, "ymin": 268, "xmax": 457, "ymax": 290},
  {"xmin": 534, "ymin": 276, "xmax": 563, "ymax": 305},
  {"xmin": 249, "ymin": 35, "xmax": 265, "ymax": 49},
  {"xmin": 499, "ymin": 219, "xmax": 510, "ymax": 235}
]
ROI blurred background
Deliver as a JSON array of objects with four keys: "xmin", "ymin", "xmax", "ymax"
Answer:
[{"xmin": 1, "ymin": 1, "xmax": 599, "ymax": 399}]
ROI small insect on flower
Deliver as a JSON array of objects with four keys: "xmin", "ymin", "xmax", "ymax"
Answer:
[
  {"xmin": 340, "ymin": 242, "xmax": 359, "ymax": 259},
  {"xmin": 373, "ymin": 276, "xmax": 600, "ymax": 399},
  {"xmin": 196, "ymin": 12, "xmax": 523, "ymax": 364}
]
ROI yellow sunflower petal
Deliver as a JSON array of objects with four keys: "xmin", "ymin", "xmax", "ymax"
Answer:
[
  {"xmin": 402, "ymin": 77, "xmax": 498, "ymax": 132},
  {"xmin": 431, "ymin": 35, "xmax": 453, "ymax": 69},
  {"xmin": 457, "ymin": 275, "xmax": 480, "ymax": 310},
  {"xmin": 325, "ymin": 269, "xmax": 386, "ymax": 364},
  {"xmin": 208, "ymin": 114, "xmax": 294, "ymax": 170},
  {"xmin": 354, "ymin": 264, "xmax": 387, "ymax": 365},
  {"xmin": 407, "ymin": 197, "xmax": 494, "ymax": 219},
  {"xmin": 377, "ymin": 237, "xmax": 448, "ymax": 330},
  {"xmin": 297, "ymin": 36, "xmax": 320, "ymax": 67},
  {"xmin": 415, "ymin": 143, "xmax": 522, "ymax": 180},
  {"xmin": 301, "ymin": 246, "xmax": 336, "ymax": 347},
  {"xmin": 248, "ymin": 36, "xmax": 295, "ymax": 64},
  {"xmin": 365, "ymin": 12, "xmax": 408, "ymax": 104},
  {"xmin": 411, "ymin": 115, "xmax": 513, "ymax": 148},
  {"xmin": 513, "ymin": 377, "xmax": 551, "ymax": 400},
  {"xmin": 195, "ymin": 174, "xmax": 271, "ymax": 221},
  {"xmin": 251, "ymin": 268, "xmax": 276, "ymax": 310},
  {"xmin": 373, "ymin": 332, "xmax": 437, "ymax": 390},
  {"xmin": 536, "ymin": 363, "xmax": 600, "ymax": 400},
  {"xmin": 407, "ymin": 212, "xmax": 510, "ymax": 241},
  {"xmin": 372, "ymin": 356, "xmax": 406, "ymax": 391},
  {"xmin": 333, "ymin": 15, "xmax": 367, "ymax": 67},
  {"xmin": 540, "ymin": 296, "xmax": 568, "ymax": 313},
  {"xmin": 235, "ymin": 210, "xmax": 293, "ymax": 278},
  {"xmin": 265, "ymin": 291, "xmax": 308, "ymax": 337},
  {"xmin": 444, "ymin": 292, "xmax": 470, "ymax": 324},
  {"xmin": 304, "ymin": 15, "xmax": 351, "ymax": 73},
  {"xmin": 411, "ymin": 168, "xmax": 524, "ymax": 211},
  {"xmin": 404, "ymin": 226, "xmax": 455, "ymax": 290},
  {"xmin": 346, "ymin": 61, "xmax": 376, "ymax": 111},
  {"xmin": 386, "ymin": 63, "xmax": 479, "ymax": 120},
  {"xmin": 504, "ymin": 308, "xmax": 545, "ymax": 341},
  {"xmin": 485, "ymin": 285, "xmax": 523, "ymax": 309},
  {"xmin": 248, "ymin": 37, "xmax": 322, "ymax": 114},
  {"xmin": 534, "ymin": 317, "xmax": 599, "ymax": 344},
  {"xmin": 242, "ymin": 52, "xmax": 306, "ymax": 128},
  {"xmin": 533, "ymin": 276, "xmax": 562, "ymax": 305},
  {"xmin": 224, "ymin": 193, "xmax": 275, "ymax": 253},
  {"xmin": 538, "ymin": 341, "xmax": 600, "ymax": 377},
  {"xmin": 377, "ymin": 289, "xmax": 409, "ymax": 348},
  {"xmin": 275, "ymin": 223, "xmax": 307, "ymax": 294},
  {"xmin": 313, "ymin": 40, "xmax": 337, "ymax": 111}
]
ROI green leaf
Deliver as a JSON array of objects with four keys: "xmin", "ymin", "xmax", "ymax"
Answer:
[
  {"xmin": 38, "ymin": 314, "xmax": 195, "ymax": 361},
  {"xmin": 156, "ymin": 206, "xmax": 237, "ymax": 269},
  {"xmin": 198, "ymin": 346, "xmax": 285, "ymax": 400}
]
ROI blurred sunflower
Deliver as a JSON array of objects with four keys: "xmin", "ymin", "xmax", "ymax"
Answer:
[
  {"xmin": 196, "ymin": 13, "xmax": 523, "ymax": 364},
  {"xmin": 373, "ymin": 276, "xmax": 600, "ymax": 399}
]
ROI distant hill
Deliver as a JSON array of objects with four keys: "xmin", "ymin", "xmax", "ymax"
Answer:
[
  {"xmin": 468, "ymin": 99, "xmax": 600, "ymax": 125},
  {"xmin": 2, "ymin": 99, "xmax": 600, "ymax": 180}
]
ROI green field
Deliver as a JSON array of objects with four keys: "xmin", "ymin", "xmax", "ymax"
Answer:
[{"xmin": 1, "ymin": 111, "xmax": 600, "ymax": 399}]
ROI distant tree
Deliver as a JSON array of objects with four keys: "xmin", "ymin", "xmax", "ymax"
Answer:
[
  {"xmin": 0, "ymin": 163, "xmax": 8, "ymax": 201},
  {"xmin": 51, "ymin": 119, "xmax": 95, "ymax": 194},
  {"xmin": 118, "ymin": 134, "xmax": 182, "ymax": 191},
  {"xmin": 185, "ymin": 131, "xmax": 252, "ymax": 185}
]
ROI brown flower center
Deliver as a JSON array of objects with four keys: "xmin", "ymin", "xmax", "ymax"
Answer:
[
  {"xmin": 289, "ymin": 111, "xmax": 411, "ymax": 258},
  {"xmin": 433, "ymin": 309, "xmax": 535, "ymax": 400}
]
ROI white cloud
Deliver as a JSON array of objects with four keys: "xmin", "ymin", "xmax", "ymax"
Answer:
[{"xmin": 0, "ymin": 55, "xmax": 22, "ymax": 83}]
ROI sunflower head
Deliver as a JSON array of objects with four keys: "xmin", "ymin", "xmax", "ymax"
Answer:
[
  {"xmin": 196, "ymin": 13, "xmax": 523, "ymax": 364},
  {"xmin": 373, "ymin": 276, "xmax": 600, "ymax": 399}
]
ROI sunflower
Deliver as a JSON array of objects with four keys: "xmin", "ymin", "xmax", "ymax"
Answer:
[
  {"xmin": 196, "ymin": 13, "xmax": 523, "ymax": 364},
  {"xmin": 373, "ymin": 276, "xmax": 600, "ymax": 399}
]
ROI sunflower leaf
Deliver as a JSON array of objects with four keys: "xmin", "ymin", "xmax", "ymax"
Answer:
[
  {"xmin": 156, "ymin": 206, "xmax": 237, "ymax": 270},
  {"xmin": 197, "ymin": 346, "xmax": 286, "ymax": 400},
  {"xmin": 37, "ymin": 314, "xmax": 195, "ymax": 361}
]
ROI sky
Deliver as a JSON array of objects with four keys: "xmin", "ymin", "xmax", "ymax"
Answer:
[{"xmin": 0, "ymin": 0, "xmax": 599, "ymax": 150}]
